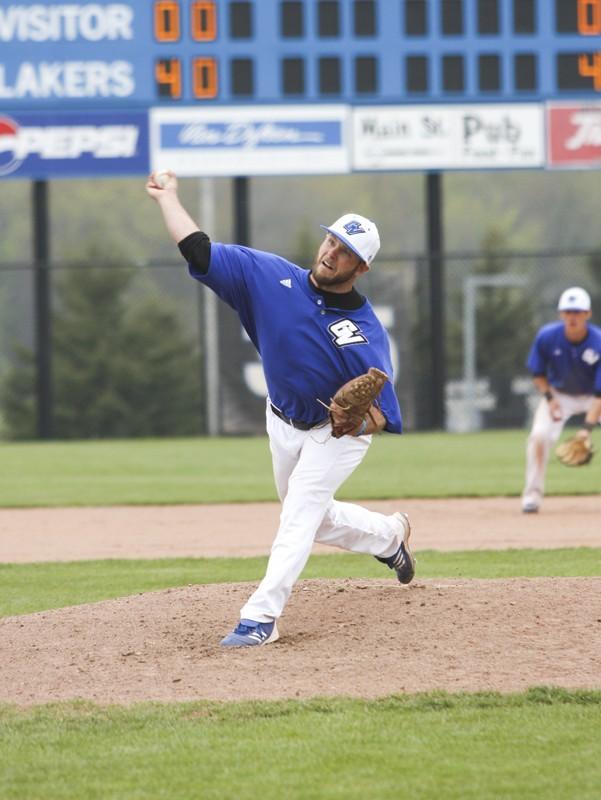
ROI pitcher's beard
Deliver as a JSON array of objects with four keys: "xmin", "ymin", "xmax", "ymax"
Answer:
[{"xmin": 311, "ymin": 262, "xmax": 361, "ymax": 290}]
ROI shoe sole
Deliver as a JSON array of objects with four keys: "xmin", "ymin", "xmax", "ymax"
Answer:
[
  {"xmin": 263, "ymin": 623, "xmax": 280, "ymax": 646},
  {"xmin": 393, "ymin": 512, "xmax": 416, "ymax": 584}
]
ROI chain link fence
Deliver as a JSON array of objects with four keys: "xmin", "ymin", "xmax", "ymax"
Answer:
[{"xmin": 0, "ymin": 247, "xmax": 599, "ymax": 439}]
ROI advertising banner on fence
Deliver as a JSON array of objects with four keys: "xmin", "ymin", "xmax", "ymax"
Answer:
[
  {"xmin": 150, "ymin": 105, "xmax": 350, "ymax": 176},
  {"xmin": 547, "ymin": 103, "xmax": 601, "ymax": 168},
  {"xmin": 352, "ymin": 104, "xmax": 544, "ymax": 170},
  {"xmin": 0, "ymin": 110, "xmax": 148, "ymax": 178}
]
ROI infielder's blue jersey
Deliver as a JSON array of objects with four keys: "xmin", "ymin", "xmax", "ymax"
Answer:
[
  {"xmin": 527, "ymin": 321, "xmax": 601, "ymax": 395},
  {"xmin": 189, "ymin": 243, "xmax": 402, "ymax": 432}
]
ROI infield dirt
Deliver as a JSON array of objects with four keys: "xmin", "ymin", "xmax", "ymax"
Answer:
[{"xmin": 1, "ymin": 496, "xmax": 600, "ymax": 705}]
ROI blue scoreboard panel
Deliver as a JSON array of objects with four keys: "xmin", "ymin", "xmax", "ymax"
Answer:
[{"xmin": 0, "ymin": 0, "xmax": 600, "ymax": 107}]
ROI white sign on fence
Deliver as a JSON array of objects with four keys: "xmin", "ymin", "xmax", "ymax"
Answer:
[
  {"xmin": 353, "ymin": 104, "xmax": 545, "ymax": 170},
  {"xmin": 150, "ymin": 105, "xmax": 350, "ymax": 177}
]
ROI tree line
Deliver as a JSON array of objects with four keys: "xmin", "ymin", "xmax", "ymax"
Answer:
[{"xmin": 1, "ymin": 255, "xmax": 202, "ymax": 439}]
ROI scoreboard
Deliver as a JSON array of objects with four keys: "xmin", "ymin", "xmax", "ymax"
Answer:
[
  {"xmin": 150, "ymin": 0, "xmax": 601, "ymax": 103},
  {"xmin": 2, "ymin": 1, "xmax": 601, "ymax": 178},
  {"xmin": 0, "ymin": 0, "xmax": 600, "ymax": 108}
]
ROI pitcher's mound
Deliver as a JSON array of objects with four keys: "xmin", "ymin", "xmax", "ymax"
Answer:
[{"xmin": 2, "ymin": 577, "xmax": 600, "ymax": 706}]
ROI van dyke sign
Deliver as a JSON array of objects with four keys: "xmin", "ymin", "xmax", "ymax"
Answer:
[{"xmin": 150, "ymin": 106, "xmax": 350, "ymax": 177}]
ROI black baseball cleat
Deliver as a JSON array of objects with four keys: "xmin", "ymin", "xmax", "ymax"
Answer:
[{"xmin": 375, "ymin": 512, "xmax": 416, "ymax": 585}]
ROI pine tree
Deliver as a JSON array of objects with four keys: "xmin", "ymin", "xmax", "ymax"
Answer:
[
  {"xmin": 0, "ymin": 345, "xmax": 37, "ymax": 439},
  {"xmin": 1, "ymin": 261, "xmax": 202, "ymax": 439}
]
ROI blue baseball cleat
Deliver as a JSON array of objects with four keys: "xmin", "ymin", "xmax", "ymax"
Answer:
[
  {"xmin": 220, "ymin": 618, "xmax": 279, "ymax": 647},
  {"xmin": 375, "ymin": 512, "xmax": 416, "ymax": 585}
]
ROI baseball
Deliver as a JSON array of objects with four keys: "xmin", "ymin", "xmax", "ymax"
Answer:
[{"xmin": 155, "ymin": 171, "xmax": 170, "ymax": 188}]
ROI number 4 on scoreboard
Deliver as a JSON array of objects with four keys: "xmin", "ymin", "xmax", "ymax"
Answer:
[
  {"xmin": 155, "ymin": 58, "xmax": 182, "ymax": 99},
  {"xmin": 578, "ymin": 52, "xmax": 601, "ymax": 90}
]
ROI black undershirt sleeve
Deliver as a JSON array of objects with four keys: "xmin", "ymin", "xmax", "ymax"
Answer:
[{"xmin": 178, "ymin": 231, "xmax": 211, "ymax": 274}]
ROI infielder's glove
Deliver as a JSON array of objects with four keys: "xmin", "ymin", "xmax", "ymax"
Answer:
[
  {"xmin": 319, "ymin": 367, "xmax": 388, "ymax": 438},
  {"xmin": 555, "ymin": 435, "xmax": 595, "ymax": 467}
]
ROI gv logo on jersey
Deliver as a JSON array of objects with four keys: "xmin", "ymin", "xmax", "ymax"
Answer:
[
  {"xmin": 343, "ymin": 220, "xmax": 366, "ymax": 235},
  {"xmin": 582, "ymin": 348, "xmax": 600, "ymax": 366},
  {"xmin": 328, "ymin": 319, "xmax": 368, "ymax": 347}
]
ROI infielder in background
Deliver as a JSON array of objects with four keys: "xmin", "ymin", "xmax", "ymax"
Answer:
[
  {"xmin": 522, "ymin": 286, "xmax": 601, "ymax": 513},
  {"xmin": 146, "ymin": 171, "xmax": 415, "ymax": 647}
]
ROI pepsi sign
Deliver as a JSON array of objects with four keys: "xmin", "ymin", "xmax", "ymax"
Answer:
[{"xmin": 0, "ymin": 110, "xmax": 148, "ymax": 178}]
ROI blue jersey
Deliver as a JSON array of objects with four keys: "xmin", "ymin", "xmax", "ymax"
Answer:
[
  {"xmin": 189, "ymin": 243, "xmax": 402, "ymax": 432},
  {"xmin": 527, "ymin": 321, "xmax": 601, "ymax": 396}
]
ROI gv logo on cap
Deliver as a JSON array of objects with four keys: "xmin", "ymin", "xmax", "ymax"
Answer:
[{"xmin": 343, "ymin": 220, "xmax": 366, "ymax": 235}]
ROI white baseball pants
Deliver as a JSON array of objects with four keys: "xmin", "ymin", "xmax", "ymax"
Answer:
[
  {"xmin": 239, "ymin": 402, "xmax": 405, "ymax": 623},
  {"xmin": 522, "ymin": 391, "xmax": 595, "ymax": 508}
]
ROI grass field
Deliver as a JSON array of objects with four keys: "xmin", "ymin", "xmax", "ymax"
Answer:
[
  {"xmin": 0, "ymin": 429, "xmax": 599, "ymax": 506},
  {"xmin": 1, "ymin": 430, "xmax": 599, "ymax": 799},
  {"xmin": 2, "ymin": 690, "xmax": 601, "ymax": 800}
]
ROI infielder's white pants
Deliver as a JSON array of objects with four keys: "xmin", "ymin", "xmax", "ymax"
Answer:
[
  {"xmin": 239, "ymin": 402, "xmax": 405, "ymax": 623},
  {"xmin": 522, "ymin": 392, "xmax": 595, "ymax": 508}
]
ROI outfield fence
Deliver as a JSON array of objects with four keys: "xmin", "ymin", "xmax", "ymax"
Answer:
[{"xmin": 0, "ymin": 247, "xmax": 599, "ymax": 438}]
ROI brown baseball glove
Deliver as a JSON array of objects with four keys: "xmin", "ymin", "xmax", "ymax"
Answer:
[
  {"xmin": 319, "ymin": 367, "xmax": 389, "ymax": 438},
  {"xmin": 555, "ymin": 435, "xmax": 595, "ymax": 467}
]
